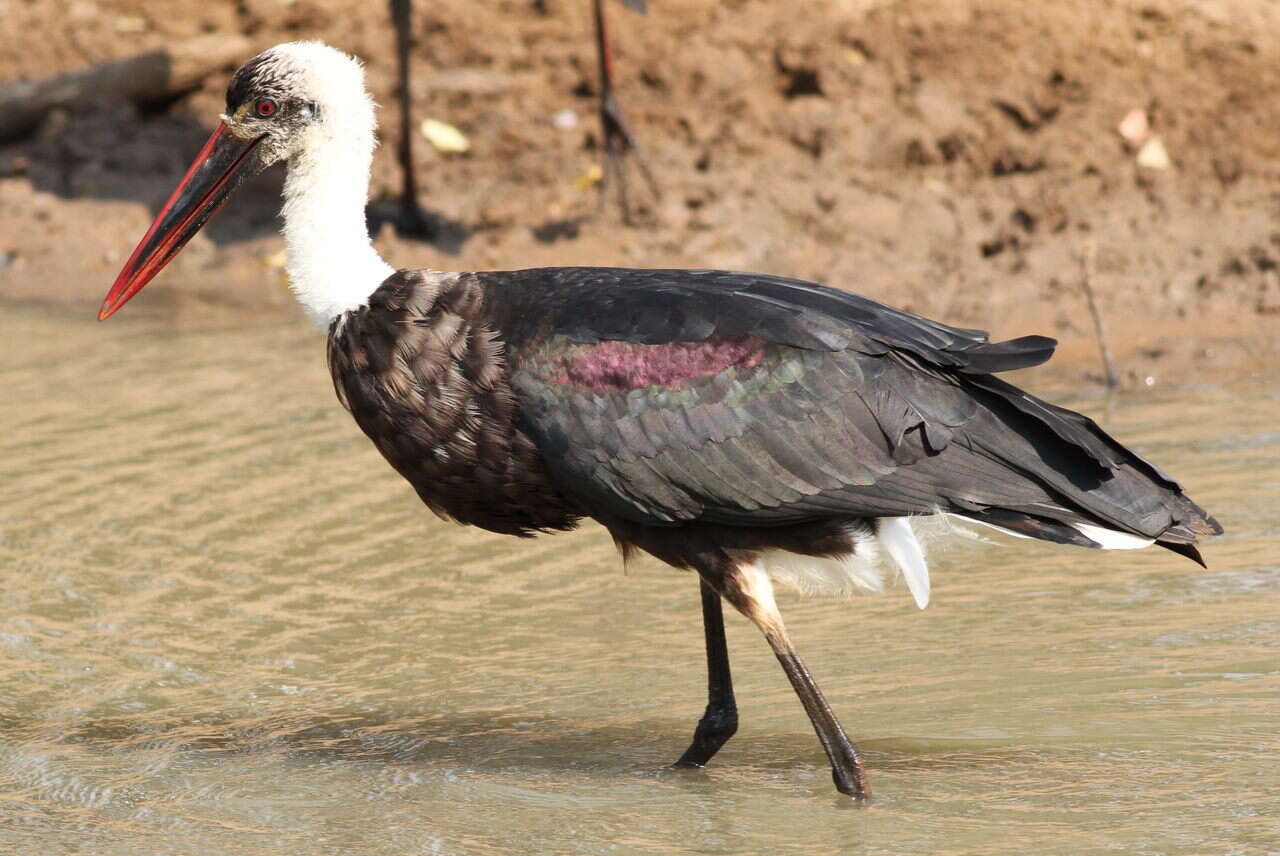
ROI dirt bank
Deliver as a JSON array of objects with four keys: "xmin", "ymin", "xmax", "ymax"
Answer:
[{"xmin": 1, "ymin": 0, "xmax": 1276, "ymax": 385}]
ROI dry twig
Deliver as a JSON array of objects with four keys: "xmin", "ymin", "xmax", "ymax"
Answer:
[{"xmin": 1080, "ymin": 240, "xmax": 1120, "ymax": 389}]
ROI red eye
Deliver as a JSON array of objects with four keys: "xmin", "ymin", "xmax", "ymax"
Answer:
[{"xmin": 255, "ymin": 99, "xmax": 278, "ymax": 118}]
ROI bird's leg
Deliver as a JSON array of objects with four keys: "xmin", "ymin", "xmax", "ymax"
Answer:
[
  {"xmin": 386, "ymin": 0, "xmax": 437, "ymax": 241},
  {"xmin": 768, "ymin": 639, "xmax": 869, "ymax": 799},
  {"xmin": 720, "ymin": 560, "xmax": 871, "ymax": 800},
  {"xmin": 592, "ymin": 0, "xmax": 659, "ymax": 222},
  {"xmin": 672, "ymin": 576, "xmax": 739, "ymax": 768}
]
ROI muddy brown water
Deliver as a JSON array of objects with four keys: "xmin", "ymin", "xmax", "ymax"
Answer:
[{"xmin": 0, "ymin": 303, "xmax": 1276, "ymax": 855}]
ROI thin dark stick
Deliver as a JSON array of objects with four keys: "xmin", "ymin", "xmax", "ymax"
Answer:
[
  {"xmin": 592, "ymin": 0, "xmax": 615, "ymax": 94},
  {"xmin": 1081, "ymin": 240, "xmax": 1120, "ymax": 389},
  {"xmin": 390, "ymin": 0, "xmax": 419, "ymax": 220},
  {"xmin": 591, "ymin": 0, "xmax": 660, "ymax": 220}
]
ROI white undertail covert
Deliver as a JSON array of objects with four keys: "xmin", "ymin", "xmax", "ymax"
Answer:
[
  {"xmin": 760, "ymin": 516, "xmax": 932, "ymax": 609},
  {"xmin": 755, "ymin": 513, "xmax": 1159, "ymax": 611}
]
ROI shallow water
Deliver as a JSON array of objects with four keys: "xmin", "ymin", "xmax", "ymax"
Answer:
[{"xmin": 1, "ymin": 304, "xmax": 1277, "ymax": 855}]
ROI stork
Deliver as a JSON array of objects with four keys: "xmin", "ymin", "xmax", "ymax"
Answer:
[{"xmin": 98, "ymin": 43, "xmax": 1220, "ymax": 800}]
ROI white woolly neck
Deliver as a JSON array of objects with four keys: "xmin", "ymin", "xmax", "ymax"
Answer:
[{"xmin": 276, "ymin": 45, "xmax": 393, "ymax": 324}]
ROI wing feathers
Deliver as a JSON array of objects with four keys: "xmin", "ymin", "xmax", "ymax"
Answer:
[{"xmin": 496, "ymin": 268, "xmax": 1216, "ymax": 549}]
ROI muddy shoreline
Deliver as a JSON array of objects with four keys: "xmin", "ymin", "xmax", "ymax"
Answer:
[{"xmin": 1, "ymin": 0, "xmax": 1276, "ymax": 385}]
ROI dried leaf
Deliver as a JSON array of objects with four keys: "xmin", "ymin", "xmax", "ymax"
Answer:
[
  {"xmin": 573, "ymin": 164, "xmax": 604, "ymax": 192},
  {"xmin": 419, "ymin": 118, "xmax": 470, "ymax": 153},
  {"xmin": 1136, "ymin": 137, "xmax": 1171, "ymax": 170},
  {"xmin": 113, "ymin": 15, "xmax": 148, "ymax": 33}
]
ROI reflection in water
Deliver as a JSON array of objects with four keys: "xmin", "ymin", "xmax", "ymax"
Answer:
[{"xmin": 1, "ymin": 305, "xmax": 1277, "ymax": 855}]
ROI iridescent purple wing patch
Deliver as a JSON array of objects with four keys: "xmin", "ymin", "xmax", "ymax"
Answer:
[{"xmin": 550, "ymin": 335, "xmax": 767, "ymax": 393}]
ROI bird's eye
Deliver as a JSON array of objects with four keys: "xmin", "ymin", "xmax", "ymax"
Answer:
[{"xmin": 255, "ymin": 99, "xmax": 278, "ymax": 118}]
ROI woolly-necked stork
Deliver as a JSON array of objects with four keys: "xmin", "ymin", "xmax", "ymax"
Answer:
[{"xmin": 98, "ymin": 43, "xmax": 1220, "ymax": 800}]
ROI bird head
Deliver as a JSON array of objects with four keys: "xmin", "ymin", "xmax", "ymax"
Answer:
[{"xmin": 98, "ymin": 41, "xmax": 371, "ymax": 320}]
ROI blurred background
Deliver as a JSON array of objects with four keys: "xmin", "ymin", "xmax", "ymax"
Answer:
[
  {"xmin": 0, "ymin": 2, "xmax": 1277, "ymax": 854},
  {"xmin": 1, "ymin": 0, "xmax": 1276, "ymax": 381}
]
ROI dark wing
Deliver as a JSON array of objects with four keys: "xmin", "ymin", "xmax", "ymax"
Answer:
[
  {"xmin": 487, "ymin": 267, "xmax": 1054, "ymax": 372},
  {"xmin": 486, "ymin": 268, "xmax": 1216, "ymax": 544}
]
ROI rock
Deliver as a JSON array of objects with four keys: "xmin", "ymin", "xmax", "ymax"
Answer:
[{"xmin": 1117, "ymin": 107, "xmax": 1151, "ymax": 146}]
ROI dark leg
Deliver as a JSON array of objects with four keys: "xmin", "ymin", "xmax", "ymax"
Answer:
[
  {"xmin": 768, "ymin": 639, "xmax": 869, "ymax": 799},
  {"xmin": 592, "ymin": 0, "xmax": 659, "ymax": 222},
  {"xmin": 720, "ymin": 561, "xmax": 870, "ymax": 799},
  {"xmin": 673, "ymin": 577, "xmax": 739, "ymax": 768},
  {"xmin": 387, "ymin": 0, "xmax": 437, "ymax": 240}
]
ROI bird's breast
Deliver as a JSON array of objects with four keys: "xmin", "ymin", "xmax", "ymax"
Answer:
[{"xmin": 325, "ymin": 274, "xmax": 582, "ymax": 537}]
